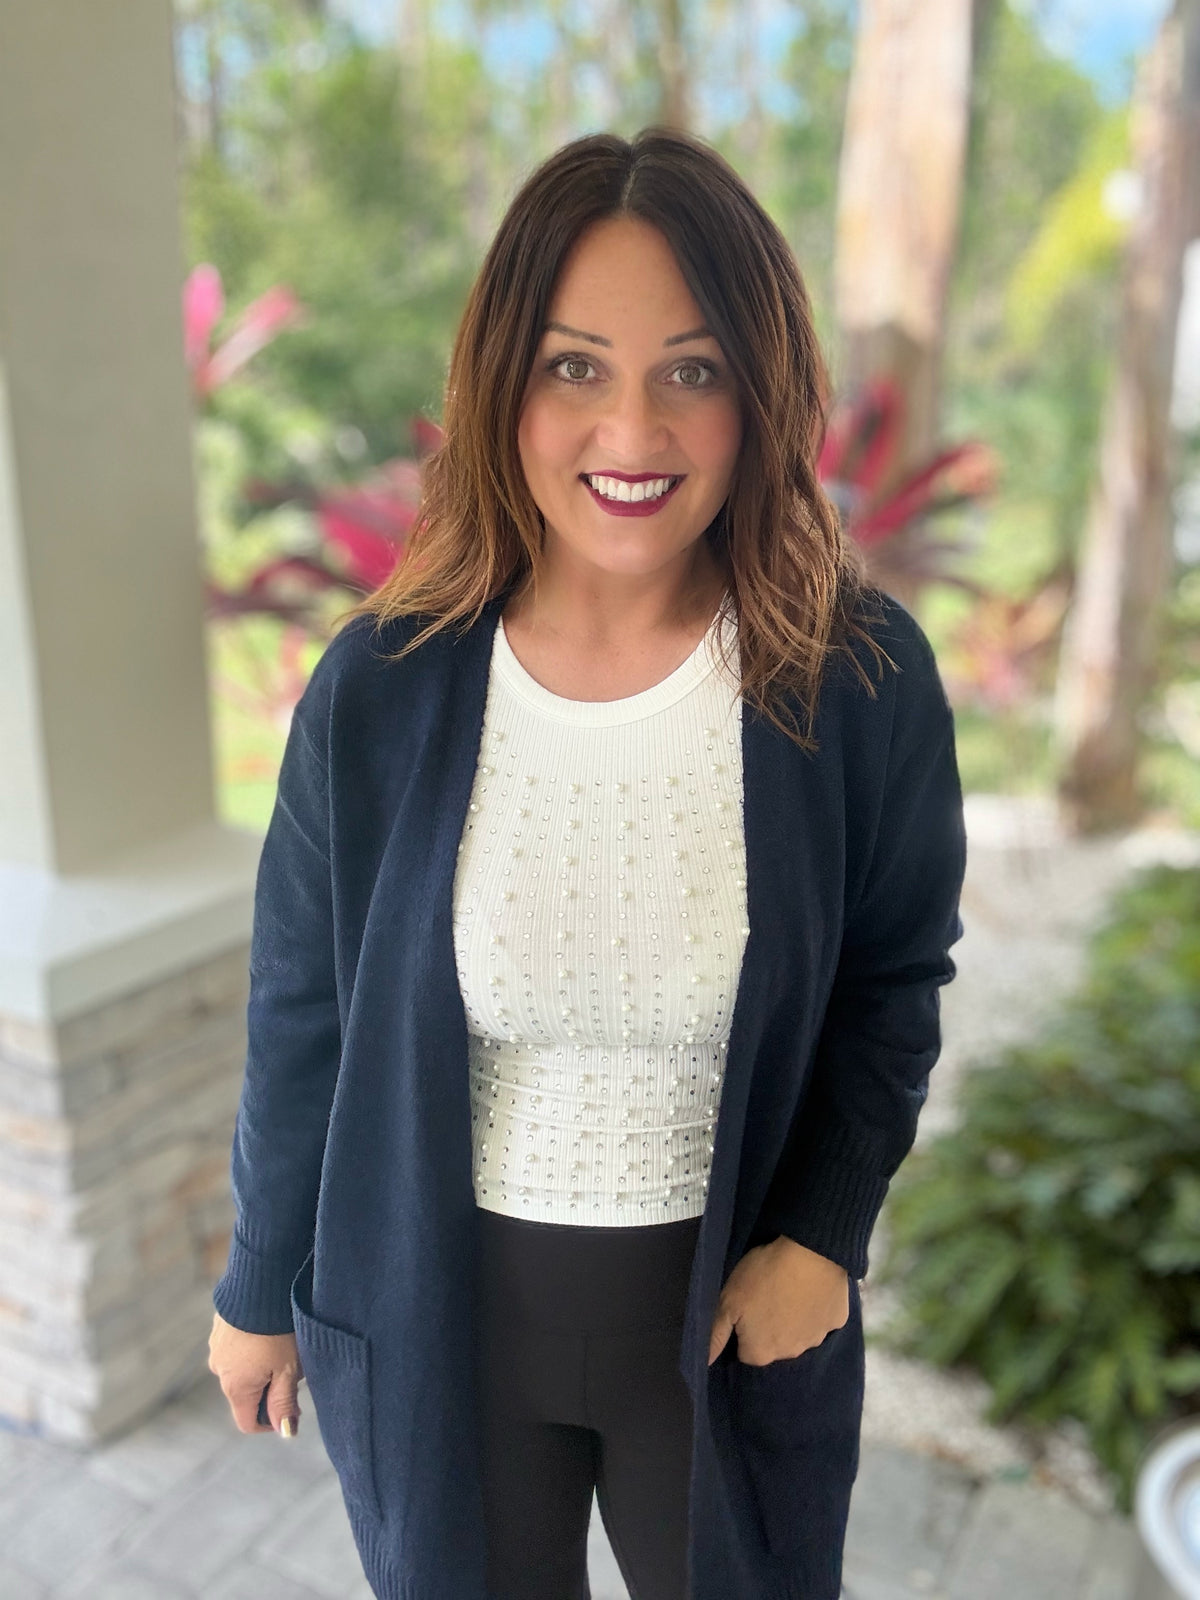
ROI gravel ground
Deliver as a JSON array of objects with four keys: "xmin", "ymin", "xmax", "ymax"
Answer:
[{"xmin": 857, "ymin": 792, "xmax": 1200, "ymax": 1518}]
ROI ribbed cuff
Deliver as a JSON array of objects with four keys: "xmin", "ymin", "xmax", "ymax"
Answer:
[
  {"xmin": 212, "ymin": 1234, "xmax": 309, "ymax": 1335},
  {"xmin": 757, "ymin": 1148, "xmax": 890, "ymax": 1282}
]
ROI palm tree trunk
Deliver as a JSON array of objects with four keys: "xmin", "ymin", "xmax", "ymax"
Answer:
[
  {"xmin": 204, "ymin": 0, "xmax": 226, "ymax": 167},
  {"xmin": 732, "ymin": 0, "xmax": 765, "ymax": 190},
  {"xmin": 395, "ymin": 0, "xmax": 428, "ymax": 70},
  {"xmin": 833, "ymin": 0, "xmax": 976, "ymax": 604},
  {"xmin": 1053, "ymin": 0, "xmax": 1200, "ymax": 833},
  {"xmin": 655, "ymin": 0, "xmax": 690, "ymax": 130}
]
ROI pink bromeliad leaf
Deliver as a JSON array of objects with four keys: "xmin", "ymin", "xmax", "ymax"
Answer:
[
  {"xmin": 201, "ymin": 285, "xmax": 307, "ymax": 395},
  {"xmin": 184, "ymin": 263, "xmax": 305, "ymax": 398},
  {"xmin": 184, "ymin": 264, "xmax": 224, "ymax": 379}
]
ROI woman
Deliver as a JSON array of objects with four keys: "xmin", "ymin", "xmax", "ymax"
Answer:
[{"xmin": 208, "ymin": 127, "xmax": 966, "ymax": 1600}]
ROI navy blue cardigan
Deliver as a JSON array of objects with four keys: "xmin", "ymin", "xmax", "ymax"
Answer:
[{"xmin": 214, "ymin": 586, "xmax": 966, "ymax": 1600}]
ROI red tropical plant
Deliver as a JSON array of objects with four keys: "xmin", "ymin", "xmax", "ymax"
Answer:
[
  {"xmin": 940, "ymin": 574, "xmax": 1072, "ymax": 712},
  {"xmin": 820, "ymin": 376, "xmax": 999, "ymax": 594},
  {"xmin": 187, "ymin": 262, "xmax": 438, "ymax": 629},
  {"xmin": 819, "ymin": 379, "xmax": 1077, "ymax": 710},
  {"xmin": 191, "ymin": 272, "xmax": 1058, "ymax": 724},
  {"xmin": 217, "ymin": 419, "xmax": 441, "ymax": 614}
]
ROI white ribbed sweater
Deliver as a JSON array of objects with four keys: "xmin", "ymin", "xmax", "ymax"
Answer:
[{"xmin": 452, "ymin": 602, "xmax": 750, "ymax": 1225}]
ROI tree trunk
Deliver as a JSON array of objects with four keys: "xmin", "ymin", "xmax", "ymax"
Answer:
[
  {"xmin": 546, "ymin": 0, "xmax": 578, "ymax": 153},
  {"xmin": 1053, "ymin": 0, "xmax": 1200, "ymax": 834},
  {"xmin": 463, "ymin": 63, "xmax": 494, "ymax": 253},
  {"xmin": 204, "ymin": 0, "xmax": 226, "ymax": 167},
  {"xmin": 586, "ymin": 0, "xmax": 629, "ymax": 130},
  {"xmin": 395, "ymin": 0, "xmax": 428, "ymax": 72},
  {"xmin": 731, "ymin": 0, "xmax": 766, "ymax": 190},
  {"xmin": 833, "ymin": 0, "xmax": 975, "ymax": 605},
  {"xmin": 655, "ymin": 0, "xmax": 690, "ymax": 130}
]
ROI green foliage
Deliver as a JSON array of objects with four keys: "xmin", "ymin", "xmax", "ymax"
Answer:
[
  {"xmin": 180, "ymin": 20, "xmax": 484, "ymax": 463},
  {"xmin": 913, "ymin": 8, "xmax": 1120, "ymax": 800},
  {"xmin": 1142, "ymin": 566, "xmax": 1200, "ymax": 829},
  {"xmin": 768, "ymin": 0, "xmax": 856, "ymax": 340},
  {"xmin": 185, "ymin": 146, "xmax": 275, "ymax": 295},
  {"xmin": 946, "ymin": 280, "xmax": 1116, "ymax": 583},
  {"xmin": 945, "ymin": 3, "xmax": 1117, "ymax": 585},
  {"xmin": 879, "ymin": 865, "xmax": 1200, "ymax": 1512},
  {"xmin": 1004, "ymin": 110, "xmax": 1131, "ymax": 353},
  {"xmin": 201, "ymin": 383, "xmax": 339, "ymax": 503},
  {"xmin": 942, "ymin": 700, "xmax": 1056, "ymax": 794},
  {"xmin": 956, "ymin": 2, "xmax": 1106, "ymax": 311}
]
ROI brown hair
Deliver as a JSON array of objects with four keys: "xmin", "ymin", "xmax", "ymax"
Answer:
[{"xmin": 340, "ymin": 126, "xmax": 890, "ymax": 746}]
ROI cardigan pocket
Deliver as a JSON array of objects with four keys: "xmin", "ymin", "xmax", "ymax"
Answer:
[
  {"xmin": 290, "ymin": 1252, "xmax": 380, "ymax": 1523},
  {"xmin": 727, "ymin": 1276, "xmax": 864, "ymax": 1563}
]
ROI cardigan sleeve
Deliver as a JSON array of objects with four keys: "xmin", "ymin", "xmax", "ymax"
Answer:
[
  {"xmin": 756, "ymin": 612, "xmax": 967, "ymax": 1281},
  {"xmin": 212, "ymin": 664, "xmax": 342, "ymax": 1335}
]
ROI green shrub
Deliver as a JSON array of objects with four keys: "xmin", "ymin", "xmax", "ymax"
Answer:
[{"xmin": 877, "ymin": 863, "xmax": 1200, "ymax": 1512}]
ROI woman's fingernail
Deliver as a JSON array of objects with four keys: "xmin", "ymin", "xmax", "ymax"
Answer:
[{"xmin": 280, "ymin": 1416, "xmax": 295, "ymax": 1438}]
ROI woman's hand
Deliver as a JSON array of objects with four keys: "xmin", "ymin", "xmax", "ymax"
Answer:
[
  {"xmin": 708, "ymin": 1235, "xmax": 850, "ymax": 1366},
  {"xmin": 208, "ymin": 1311, "xmax": 304, "ymax": 1435}
]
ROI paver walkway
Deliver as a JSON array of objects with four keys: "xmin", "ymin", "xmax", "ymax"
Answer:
[{"xmin": 0, "ymin": 1373, "xmax": 1176, "ymax": 1598}]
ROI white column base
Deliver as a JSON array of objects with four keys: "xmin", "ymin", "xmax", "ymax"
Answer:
[{"xmin": 0, "ymin": 823, "xmax": 261, "ymax": 1442}]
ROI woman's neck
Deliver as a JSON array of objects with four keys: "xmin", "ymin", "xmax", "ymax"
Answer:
[{"xmin": 502, "ymin": 547, "xmax": 729, "ymax": 652}]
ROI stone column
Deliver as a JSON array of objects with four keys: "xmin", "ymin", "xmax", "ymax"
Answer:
[{"xmin": 0, "ymin": 2, "xmax": 260, "ymax": 1441}]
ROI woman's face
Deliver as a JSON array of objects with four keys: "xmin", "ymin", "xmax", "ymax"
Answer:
[{"xmin": 517, "ymin": 215, "xmax": 742, "ymax": 589}]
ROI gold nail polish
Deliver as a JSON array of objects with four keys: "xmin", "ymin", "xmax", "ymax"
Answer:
[{"xmin": 280, "ymin": 1416, "xmax": 295, "ymax": 1438}]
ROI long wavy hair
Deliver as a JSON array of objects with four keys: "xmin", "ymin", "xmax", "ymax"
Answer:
[{"xmin": 339, "ymin": 126, "xmax": 891, "ymax": 747}]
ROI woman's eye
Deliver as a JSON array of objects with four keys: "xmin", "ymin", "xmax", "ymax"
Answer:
[
  {"xmin": 549, "ymin": 355, "xmax": 594, "ymax": 383},
  {"xmin": 545, "ymin": 354, "xmax": 719, "ymax": 387}
]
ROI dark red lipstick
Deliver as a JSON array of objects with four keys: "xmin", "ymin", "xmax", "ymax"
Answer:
[{"xmin": 579, "ymin": 472, "xmax": 685, "ymax": 518}]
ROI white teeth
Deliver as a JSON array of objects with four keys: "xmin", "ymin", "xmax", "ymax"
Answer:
[{"xmin": 587, "ymin": 475, "xmax": 675, "ymax": 503}]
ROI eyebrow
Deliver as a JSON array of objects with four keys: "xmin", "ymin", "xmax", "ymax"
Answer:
[{"xmin": 543, "ymin": 320, "xmax": 715, "ymax": 348}]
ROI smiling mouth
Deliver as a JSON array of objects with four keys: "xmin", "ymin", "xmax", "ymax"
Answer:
[{"xmin": 579, "ymin": 473, "xmax": 684, "ymax": 505}]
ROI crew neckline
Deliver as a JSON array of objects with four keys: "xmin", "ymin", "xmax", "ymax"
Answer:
[{"xmin": 492, "ymin": 600, "xmax": 738, "ymax": 726}]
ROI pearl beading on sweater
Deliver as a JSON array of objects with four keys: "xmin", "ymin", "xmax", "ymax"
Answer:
[{"xmin": 452, "ymin": 605, "xmax": 750, "ymax": 1224}]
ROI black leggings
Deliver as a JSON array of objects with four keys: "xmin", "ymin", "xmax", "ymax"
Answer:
[{"xmin": 473, "ymin": 1205, "xmax": 702, "ymax": 1600}]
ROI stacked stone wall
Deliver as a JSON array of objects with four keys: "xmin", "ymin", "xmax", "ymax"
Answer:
[{"xmin": 0, "ymin": 945, "xmax": 248, "ymax": 1441}]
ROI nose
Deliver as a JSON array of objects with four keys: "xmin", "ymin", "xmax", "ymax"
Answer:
[{"xmin": 592, "ymin": 377, "xmax": 671, "ymax": 461}]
